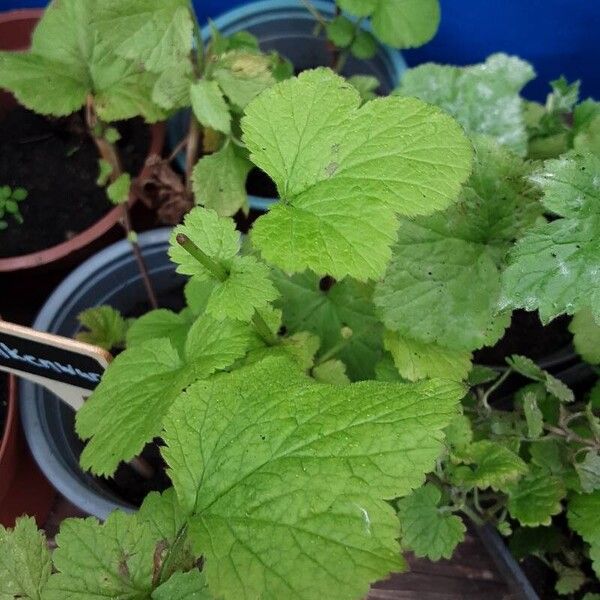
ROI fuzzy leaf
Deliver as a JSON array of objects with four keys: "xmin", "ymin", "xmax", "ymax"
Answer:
[
  {"xmin": 397, "ymin": 484, "xmax": 466, "ymax": 560},
  {"xmin": 375, "ymin": 138, "xmax": 540, "ymax": 352},
  {"xmin": 502, "ymin": 152, "xmax": 600, "ymax": 323},
  {"xmin": 170, "ymin": 208, "xmax": 279, "ymax": 322},
  {"xmin": 384, "ymin": 331, "xmax": 472, "ymax": 382},
  {"xmin": 0, "ymin": 0, "xmax": 165, "ymax": 121},
  {"xmin": 523, "ymin": 392, "xmax": 544, "ymax": 439},
  {"xmin": 398, "ymin": 54, "xmax": 534, "ymax": 155},
  {"xmin": 273, "ymin": 271, "xmax": 383, "ymax": 380},
  {"xmin": 457, "ymin": 440, "xmax": 528, "ymax": 490},
  {"xmin": 568, "ymin": 490, "xmax": 600, "ymax": 549},
  {"xmin": 443, "ymin": 414, "xmax": 473, "ymax": 450},
  {"xmin": 348, "ymin": 75, "xmax": 379, "ymax": 102},
  {"xmin": 371, "ymin": 0, "xmax": 440, "ymax": 48},
  {"xmin": 193, "ymin": 144, "xmax": 252, "ymax": 216},
  {"xmin": 350, "ymin": 31, "xmax": 376, "ymax": 60},
  {"xmin": 213, "ymin": 51, "xmax": 277, "ymax": 109},
  {"xmin": 76, "ymin": 306, "xmax": 129, "ymax": 351},
  {"xmin": 326, "ymin": 16, "xmax": 355, "ymax": 48},
  {"xmin": 77, "ymin": 313, "xmax": 254, "ymax": 476},
  {"xmin": 162, "ymin": 356, "xmax": 463, "ymax": 600},
  {"xmin": 507, "ymin": 471, "xmax": 565, "ymax": 526},
  {"xmin": 576, "ymin": 452, "xmax": 600, "ymax": 494},
  {"xmin": 312, "ymin": 359, "xmax": 351, "ymax": 385},
  {"xmin": 190, "ymin": 80, "xmax": 231, "ymax": 134},
  {"xmin": 507, "ymin": 355, "xmax": 575, "ymax": 402},
  {"xmin": 243, "ymin": 68, "xmax": 472, "ymax": 280},
  {"xmin": 0, "ymin": 518, "xmax": 51, "ymax": 600},
  {"xmin": 94, "ymin": 0, "xmax": 193, "ymax": 73},
  {"xmin": 555, "ymin": 565, "xmax": 586, "ymax": 596},
  {"xmin": 152, "ymin": 571, "xmax": 211, "ymax": 600},
  {"xmin": 106, "ymin": 173, "xmax": 131, "ymax": 205},
  {"xmin": 570, "ymin": 308, "xmax": 600, "ymax": 364},
  {"xmin": 126, "ymin": 309, "xmax": 190, "ymax": 354},
  {"xmin": 152, "ymin": 63, "xmax": 193, "ymax": 110}
]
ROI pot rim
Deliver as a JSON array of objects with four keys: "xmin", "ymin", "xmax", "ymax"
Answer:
[{"xmin": 0, "ymin": 8, "xmax": 166, "ymax": 272}]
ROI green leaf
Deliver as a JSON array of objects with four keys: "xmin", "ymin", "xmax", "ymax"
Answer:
[
  {"xmin": 523, "ymin": 391, "xmax": 544, "ymax": 439},
  {"xmin": 576, "ymin": 451, "xmax": 600, "ymax": 494},
  {"xmin": 573, "ymin": 100, "xmax": 600, "ymax": 156},
  {"xmin": 0, "ymin": 517, "xmax": 51, "ymax": 600},
  {"xmin": 347, "ymin": 75, "xmax": 379, "ymax": 102},
  {"xmin": 502, "ymin": 152, "xmax": 600, "ymax": 323},
  {"xmin": 375, "ymin": 138, "xmax": 540, "ymax": 352},
  {"xmin": 152, "ymin": 62, "xmax": 193, "ymax": 110},
  {"xmin": 94, "ymin": 0, "xmax": 193, "ymax": 73},
  {"xmin": 12, "ymin": 187, "xmax": 27, "ymax": 201},
  {"xmin": 106, "ymin": 173, "xmax": 131, "ymax": 205},
  {"xmin": 397, "ymin": 484, "xmax": 465, "ymax": 560},
  {"xmin": 96, "ymin": 159, "xmax": 113, "ymax": 186},
  {"xmin": 76, "ymin": 313, "xmax": 254, "ymax": 476},
  {"xmin": 243, "ymin": 68, "xmax": 472, "ymax": 281},
  {"xmin": 273, "ymin": 271, "xmax": 383, "ymax": 380},
  {"xmin": 163, "ymin": 356, "xmax": 463, "ymax": 600},
  {"xmin": 170, "ymin": 208, "xmax": 280, "ymax": 322},
  {"xmin": 443, "ymin": 414, "xmax": 473, "ymax": 450},
  {"xmin": 0, "ymin": 0, "xmax": 165, "ymax": 121},
  {"xmin": 457, "ymin": 440, "xmax": 528, "ymax": 490},
  {"xmin": 312, "ymin": 359, "xmax": 351, "ymax": 385},
  {"xmin": 126, "ymin": 309, "xmax": 190, "ymax": 354},
  {"xmin": 554, "ymin": 564, "xmax": 586, "ymax": 596},
  {"xmin": 570, "ymin": 308, "xmax": 600, "ymax": 364},
  {"xmin": 398, "ymin": 54, "xmax": 535, "ymax": 156},
  {"xmin": 326, "ymin": 16, "xmax": 355, "ymax": 48},
  {"xmin": 350, "ymin": 30, "xmax": 377, "ymax": 60},
  {"xmin": 213, "ymin": 51, "xmax": 277, "ymax": 110},
  {"xmin": 192, "ymin": 144, "xmax": 252, "ymax": 216},
  {"xmin": 190, "ymin": 80, "xmax": 231, "ymax": 135},
  {"xmin": 337, "ymin": 0, "xmax": 377, "ymax": 17},
  {"xmin": 568, "ymin": 490, "xmax": 600, "ymax": 548},
  {"xmin": 152, "ymin": 571, "xmax": 211, "ymax": 600},
  {"xmin": 76, "ymin": 306, "xmax": 129, "ymax": 351},
  {"xmin": 509, "ymin": 525, "xmax": 565, "ymax": 560},
  {"xmin": 468, "ymin": 365, "xmax": 500, "ymax": 386},
  {"xmin": 384, "ymin": 330, "xmax": 472, "ymax": 382},
  {"xmin": 371, "ymin": 0, "xmax": 440, "ymax": 49},
  {"xmin": 507, "ymin": 470, "xmax": 565, "ymax": 526},
  {"xmin": 506, "ymin": 355, "xmax": 575, "ymax": 403}
]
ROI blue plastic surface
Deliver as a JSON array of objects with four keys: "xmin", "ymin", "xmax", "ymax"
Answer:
[{"xmin": 4, "ymin": 0, "xmax": 599, "ymax": 100}]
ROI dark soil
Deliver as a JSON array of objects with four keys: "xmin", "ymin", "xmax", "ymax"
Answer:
[
  {"xmin": 0, "ymin": 107, "xmax": 150, "ymax": 258},
  {"xmin": 100, "ymin": 283, "xmax": 185, "ymax": 507},
  {"xmin": 474, "ymin": 310, "xmax": 573, "ymax": 366},
  {"xmin": 0, "ymin": 373, "xmax": 6, "ymax": 445}
]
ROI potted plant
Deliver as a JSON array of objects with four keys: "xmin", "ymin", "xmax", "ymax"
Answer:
[
  {"xmin": 0, "ymin": 374, "xmax": 55, "ymax": 527},
  {"xmin": 0, "ymin": 6, "xmax": 165, "ymax": 274},
  {"xmin": 165, "ymin": 0, "xmax": 438, "ymax": 213}
]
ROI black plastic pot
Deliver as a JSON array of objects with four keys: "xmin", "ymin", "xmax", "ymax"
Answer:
[
  {"xmin": 20, "ymin": 229, "xmax": 179, "ymax": 519},
  {"xmin": 169, "ymin": 0, "xmax": 407, "ymax": 211}
]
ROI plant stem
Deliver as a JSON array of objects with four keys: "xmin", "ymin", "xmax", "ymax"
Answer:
[
  {"xmin": 460, "ymin": 503, "xmax": 485, "ymax": 527},
  {"xmin": 185, "ymin": 116, "xmax": 200, "ymax": 193},
  {"xmin": 300, "ymin": 0, "xmax": 328, "ymax": 26},
  {"xmin": 479, "ymin": 368, "xmax": 512, "ymax": 412},
  {"xmin": 252, "ymin": 310, "xmax": 277, "ymax": 346},
  {"xmin": 176, "ymin": 233, "xmax": 228, "ymax": 281},
  {"xmin": 85, "ymin": 96, "xmax": 158, "ymax": 310}
]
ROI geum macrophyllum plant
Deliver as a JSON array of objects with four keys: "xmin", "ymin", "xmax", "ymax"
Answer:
[
  {"xmin": 0, "ymin": 69, "xmax": 473, "ymax": 600},
  {"xmin": 0, "ymin": 185, "xmax": 27, "ymax": 230}
]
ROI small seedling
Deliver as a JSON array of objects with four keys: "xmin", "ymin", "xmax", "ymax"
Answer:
[{"xmin": 0, "ymin": 185, "xmax": 27, "ymax": 230}]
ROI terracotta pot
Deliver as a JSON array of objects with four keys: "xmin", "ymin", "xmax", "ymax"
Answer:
[
  {"xmin": 0, "ymin": 9, "xmax": 166, "ymax": 272},
  {"xmin": 0, "ymin": 375, "xmax": 55, "ymax": 527}
]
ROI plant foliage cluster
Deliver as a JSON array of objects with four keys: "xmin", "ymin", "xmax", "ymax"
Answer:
[{"xmin": 1, "ymin": 1, "xmax": 600, "ymax": 599}]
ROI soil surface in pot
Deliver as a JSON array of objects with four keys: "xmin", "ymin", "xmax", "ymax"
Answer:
[
  {"xmin": 473, "ymin": 310, "xmax": 573, "ymax": 366},
  {"xmin": 0, "ymin": 374, "xmax": 6, "ymax": 446},
  {"xmin": 0, "ymin": 107, "xmax": 150, "ymax": 258},
  {"xmin": 97, "ymin": 283, "xmax": 185, "ymax": 507}
]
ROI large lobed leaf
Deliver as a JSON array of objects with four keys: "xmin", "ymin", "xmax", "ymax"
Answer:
[
  {"xmin": 375, "ymin": 137, "xmax": 542, "ymax": 353},
  {"xmin": 501, "ymin": 152, "xmax": 600, "ymax": 324},
  {"xmin": 397, "ymin": 54, "xmax": 535, "ymax": 156},
  {"xmin": 77, "ymin": 313, "xmax": 255, "ymax": 476},
  {"xmin": 162, "ymin": 356, "xmax": 463, "ymax": 600},
  {"xmin": 242, "ymin": 68, "xmax": 473, "ymax": 281},
  {"xmin": 0, "ymin": 0, "xmax": 165, "ymax": 121}
]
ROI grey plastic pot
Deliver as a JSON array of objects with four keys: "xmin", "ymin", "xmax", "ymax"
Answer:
[
  {"xmin": 20, "ymin": 229, "xmax": 180, "ymax": 520},
  {"xmin": 169, "ymin": 0, "xmax": 407, "ymax": 211}
]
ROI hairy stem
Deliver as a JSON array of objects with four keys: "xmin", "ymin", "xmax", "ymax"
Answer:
[
  {"xmin": 85, "ymin": 97, "xmax": 158, "ymax": 310},
  {"xmin": 300, "ymin": 0, "xmax": 328, "ymax": 26},
  {"xmin": 185, "ymin": 116, "xmax": 200, "ymax": 193},
  {"xmin": 479, "ymin": 368, "xmax": 512, "ymax": 413},
  {"xmin": 176, "ymin": 233, "xmax": 228, "ymax": 281}
]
